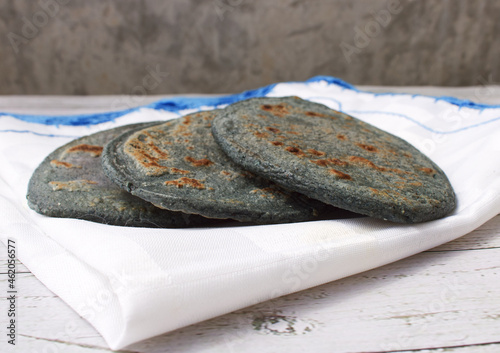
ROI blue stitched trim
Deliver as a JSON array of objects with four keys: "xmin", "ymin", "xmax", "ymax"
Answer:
[{"xmin": 0, "ymin": 76, "xmax": 498, "ymax": 127}]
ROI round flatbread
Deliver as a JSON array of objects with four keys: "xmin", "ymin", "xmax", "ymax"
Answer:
[
  {"xmin": 211, "ymin": 97, "xmax": 456, "ymax": 223},
  {"xmin": 101, "ymin": 111, "xmax": 329, "ymax": 224},
  {"xmin": 27, "ymin": 123, "xmax": 211, "ymax": 227}
]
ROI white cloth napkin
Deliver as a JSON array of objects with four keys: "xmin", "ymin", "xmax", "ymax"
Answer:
[{"xmin": 1, "ymin": 77, "xmax": 499, "ymax": 350}]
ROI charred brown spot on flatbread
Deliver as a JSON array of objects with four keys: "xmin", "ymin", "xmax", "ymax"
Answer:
[
  {"xmin": 266, "ymin": 127, "xmax": 280, "ymax": 133},
  {"xmin": 348, "ymin": 156, "xmax": 381, "ymax": 170},
  {"xmin": 328, "ymin": 158, "xmax": 348, "ymax": 166},
  {"xmin": 310, "ymin": 158, "xmax": 348, "ymax": 168},
  {"xmin": 310, "ymin": 159, "xmax": 329, "ymax": 167},
  {"xmin": 147, "ymin": 142, "xmax": 169, "ymax": 159},
  {"xmin": 185, "ymin": 156, "xmax": 214, "ymax": 167},
  {"xmin": 50, "ymin": 160, "xmax": 81, "ymax": 169},
  {"xmin": 164, "ymin": 177, "xmax": 205, "ymax": 189},
  {"xmin": 219, "ymin": 170, "xmax": 239, "ymax": 181},
  {"xmin": 285, "ymin": 146, "xmax": 305, "ymax": 157},
  {"xmin": 66, "ymin": 144, "xmax": 103, "ymax": 157},
  {"xmin": 123, "ymin": 136, "xmax": 170, "ymax": 176},
  {"xmin": 254, "ymin": 131, "xmax": 269, "ymax": 138},
  {"xmin": 419, "ymin": 167, "xmax": 436, "ymax": 175},
  {"xmin": 329, "ymin": 169, "xmax": 352, "ymax": 180},
  {"xmin": 170, "ymin": 167, "xmax": 190, "ymax": 175},
  {"xmin": 348, "ymin": 156, "xmax": 411, "ymax": 175},
  {"xmin": 49, "ymin": 179, "xmax": 97, "ymax": 191},
  {"xmin": 250, "ymin": 187, "xmax": 274, "ymax": 198},
  {"xmin": 307, "ymin": 149, "xmax": 326, "ymax": 157},
  {"xmin": 261, "ymin": 104, "xmax": 290, "ymax": 117},
  {"xmin": 306, "ymin": 111, "xmax": 324, "ymax": 117},
  {"xmin": 356, "ymin": 143, "xmax": 378, "ymax": 152}
]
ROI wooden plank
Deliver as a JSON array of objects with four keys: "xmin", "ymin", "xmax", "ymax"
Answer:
[
  {"xmin": 0, "ymin": 94, "xmax": 220, "ymax": 116},
  {"xmin": 4, "ymin": 334, "xmax": 135, "ymax": 353},
  {"xmin": 428, "ymin": 215, "xmax": 500, "ymax": 251},
  {"xmin": 0, "ymin": 272, "xmax": 55, "ymax": 299},
  {"xmin": 0, "ymin": 274, "xmax": 109, "ymax": 348},
  {"xmin": 0, "ymin": 256, "xmax": 29, "ymax": 274},
  {"xmin": 398, "ymin": 342, "xmax": 500, "ymax": 353}
]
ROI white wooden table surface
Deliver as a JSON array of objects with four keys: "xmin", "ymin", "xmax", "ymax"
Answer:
[{"xmin": 1, "ymin": 86, "xmax": 499, "ymax": 353}]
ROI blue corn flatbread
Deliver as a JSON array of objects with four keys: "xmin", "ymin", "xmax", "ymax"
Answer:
[
  {"xmin": 101, "ymin": 111, "xmax": 332, "ymax": 224},
  {"xmin": 211, "ymin": 97, "xmax": 456, "ymax": 223},
  {"xmin": 27, "ymin": 122, "xmax": 212, "ymax": 227}
]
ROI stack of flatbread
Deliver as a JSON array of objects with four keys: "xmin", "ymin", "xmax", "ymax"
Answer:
[{"xmin": 27, "ymin": 97, "xmax": 456, "ymax": 227}]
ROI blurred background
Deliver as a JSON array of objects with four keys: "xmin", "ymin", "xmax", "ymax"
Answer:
[{"xmin": 1, "ymin": 0, "xmax": 498, "ymax": 95}]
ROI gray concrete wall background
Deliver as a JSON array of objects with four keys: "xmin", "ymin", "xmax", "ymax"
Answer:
[{"xmin": 0, "ymin": 0, "xmax": 498, "ymax": 95}]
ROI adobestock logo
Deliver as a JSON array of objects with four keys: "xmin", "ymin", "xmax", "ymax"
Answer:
[
  {"xmin": 110, "ymin": 64, "xmax": 169, "ymax": 111},
  {"xmin": 340, "ymin": 0, "xmax": 405, "ymax": 64},
  {"xmin": 6, "ymin": 0, "xmax": 72, "ymax": 54}
]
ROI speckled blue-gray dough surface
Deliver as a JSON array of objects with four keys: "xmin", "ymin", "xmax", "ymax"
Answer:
[
  {"xmin": 27, "ymin": 122, "xmax": 211, "ymax": 227},
  {"xmin": 101, "ymin": 110, "xmax": 331, "ymax": 224},
  {"xmin": 211, "ymin": 97, "xmax": 456, "ymax": 223}
]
